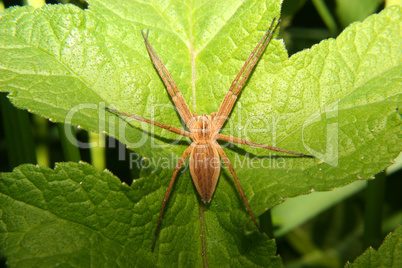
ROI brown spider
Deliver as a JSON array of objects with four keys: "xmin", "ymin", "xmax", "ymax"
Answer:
[{"xmin": 105, "ymin": 18, "xmax": 313, "ymax": 250}]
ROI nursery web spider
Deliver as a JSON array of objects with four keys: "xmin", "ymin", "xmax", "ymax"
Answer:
[{"xmin": 105, "ymin": 18, "xmax": 313, "ymax": 250}]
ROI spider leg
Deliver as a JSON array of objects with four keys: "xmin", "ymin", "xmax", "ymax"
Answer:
[
  {"xmin": 141, "ymin": 30, "xmax": 194, "ymax": 128},
  {"xmin": 151, "ymin": 144, "xmax": 194, "ymax": 251},
  {"xmin": 213, "ymin": 142, "xmax": 262, "ymax": 233},
  {"xmin": 217, "ymin": 134, "xmax": 314, "ymax": 157},
  {"xmin": 214, "ymin": 18, "xmax": 280, "ymax": 130},
  {"xmin": 105, "ymin": 107, "xmax": 191, "ymax": 138}
]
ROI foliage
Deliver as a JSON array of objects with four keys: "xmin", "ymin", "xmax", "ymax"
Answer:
[
  {"xmin": 346, "ymin": 226, "xmax": 402, "ymax": 267},
  {"xmin": 0, "ymin": 0, "xmax": 401, "ymax": 266}
]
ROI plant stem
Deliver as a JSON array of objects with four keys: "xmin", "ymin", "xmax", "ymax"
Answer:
[
  {"xmin": 364, "ymin": 171, "xmax": 386, "ymax": 249},
  {"xmin": 33, "ymin": 116, "xmax": 50, "ymax": 167},
  {"xmin": 23, "ymin": 0, "xmax": 45, "ymax": 8},
  {"xmin": 0, "ymin": 1, "xmax": 5, "ymax": 14},
  {"xmin": 311, "ymin": 0, "xmax": 339, "ymax": 35},
  {"xmin": 57, "ymin": 123, "xmax": 81, "ymax": 162},
  {"xmin": 0, "ymin": 93, "xmax": 37, "ymax": 169},
  {"xmin": 89, "ymin": 132, "xmax": 105, "ymax": 171}
]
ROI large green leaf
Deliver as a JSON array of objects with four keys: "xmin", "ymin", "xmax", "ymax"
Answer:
[
  {"xmin": 0, "ymin": 162, "xmax": 281, "ymax": 267},
  {"xmin": 346, "ymin": 225, "xmax": 402, "ymax": 267},
  {"xmin": 0, "ymin": 0, "xmax": 401, "ymax": 266}
]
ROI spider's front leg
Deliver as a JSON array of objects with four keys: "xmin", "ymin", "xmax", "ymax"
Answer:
[{"xmin": 213, "ymin": 18, "xmax": 281, "ymax": 130}]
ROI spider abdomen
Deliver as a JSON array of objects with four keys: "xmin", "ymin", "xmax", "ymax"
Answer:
[{"xmin": 189, "ymin": 141, "xmax": 220, "ymax": 203}]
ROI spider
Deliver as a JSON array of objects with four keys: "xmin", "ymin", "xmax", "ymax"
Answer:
[{"xmin": 105, "ymin": 18, "xmax": 313, "ymax": 250}]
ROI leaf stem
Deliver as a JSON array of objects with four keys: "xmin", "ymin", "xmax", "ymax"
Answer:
[
  {"xmin": 89, "ymin": 132, "xmax": 105, "ymax": 171},
  {"xmin": 199, "ymin": 201, "xmax": 209, "ymax": 268},
  {"xmin": 311, "ymin": 0, "xmax": 339, "ymax": 35},
  {"xmin": 23, "ymin": 0, "xmax": 45, "ymax": 8},
  {"xmin": 33, "ymin": 116, "xmax": 50, "ymax": 167},
  {"xmin": 0, "ymin": 1, "xmax": 5, "ymax": 14}
]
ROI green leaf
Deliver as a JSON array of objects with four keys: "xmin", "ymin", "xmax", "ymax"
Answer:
[
  {"xmin": 0, "ymin": 0, "xmax": 401, "ymax": 266},
  {"xmin": 0, "ymin": 162, "xmax": 281, "ymax": 267},
  {"xmin": 0, "ymin": 163, "xmax": 153, "ymax": 267},
  {"xmin": 346, "ymin": 225, "xmax": 402, "ymax": 267}
]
